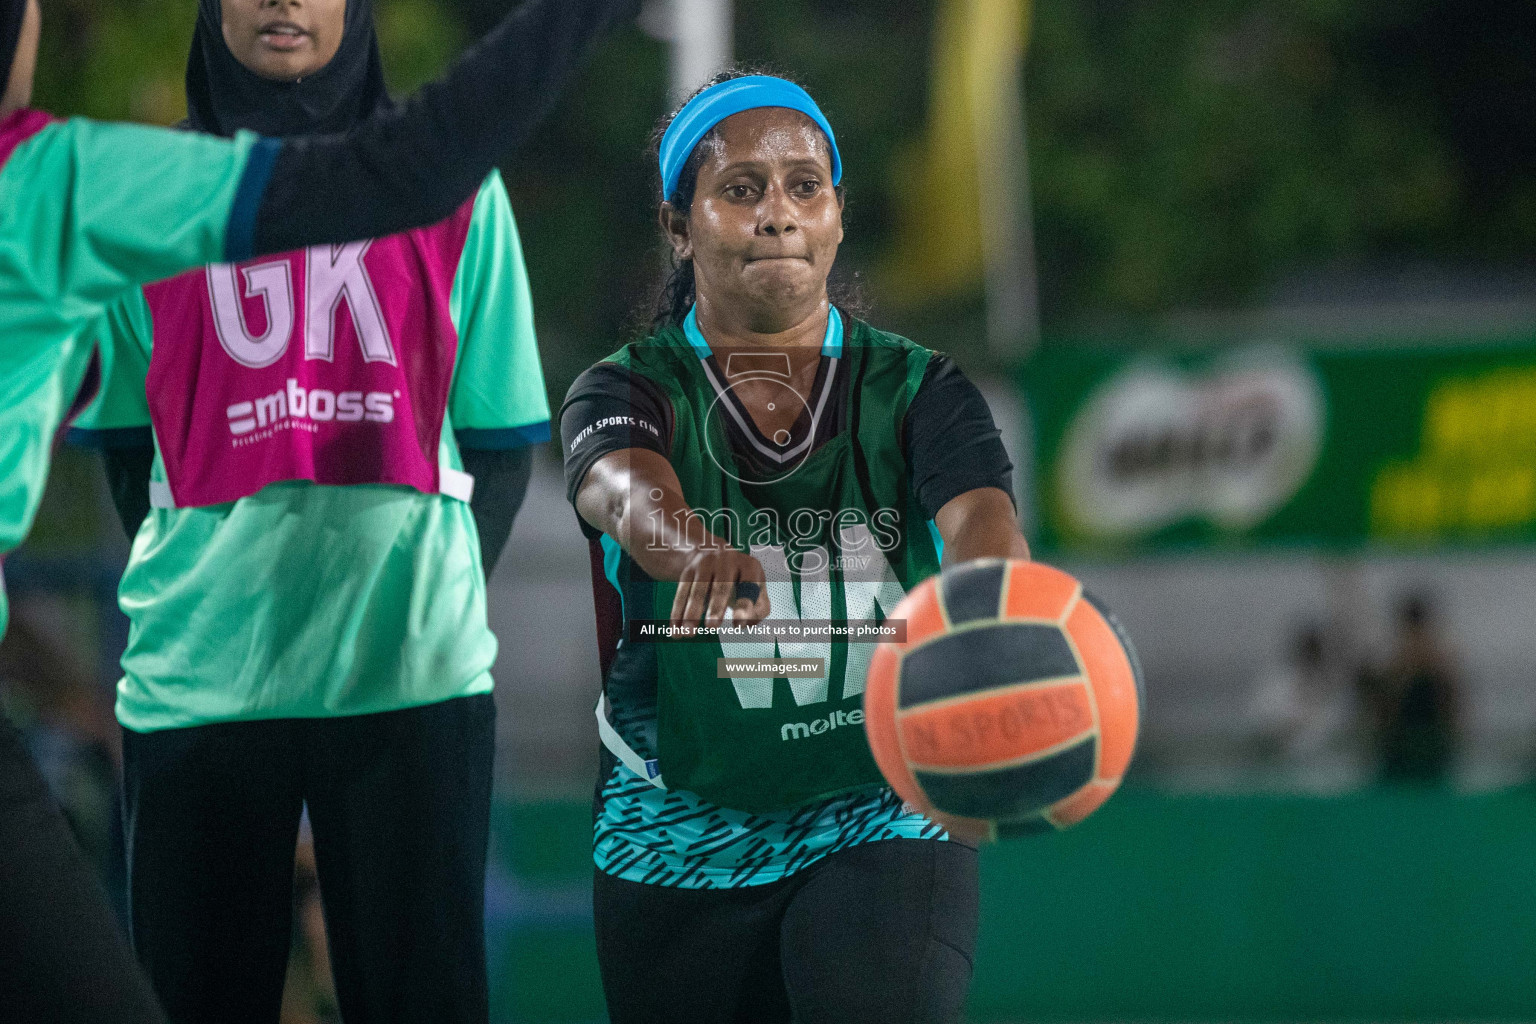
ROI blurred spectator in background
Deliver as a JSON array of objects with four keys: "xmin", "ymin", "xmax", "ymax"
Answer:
[
  {"xmin": 1246, "ymin": 620, "xmax": 1361, "ymax": 771},
  {"xmin": 1361, "ymin": 592, "xmax": 1463, "ymax": 785}
]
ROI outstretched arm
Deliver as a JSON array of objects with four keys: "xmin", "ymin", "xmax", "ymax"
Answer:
[
  {"xmin": 905, "ymin": 353, "xmax": 1025, "ymax": 565},
  {"xmin": 9, "ymin": 0, "xmax": 638, "ymax": 316},
  {"xmin": 933, "ymin": 486, "xmax": 1031, "ymax": 565},
  {"xmin": 248, "ymin": 0, "xmax": 640, "ymax": 257},
  {"xmin": 575, "ymin": 447, "xmax": 769, "ymax": 629}
]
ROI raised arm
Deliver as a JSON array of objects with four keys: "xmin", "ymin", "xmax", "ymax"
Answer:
[
  {"xmin": 248, "ymin": 0, "xmax": 639, "ymax": 258},
  {"xmin": 575, "ymin": 447, "xmax": 769, "ymax": 629},
  {"xmin": 11, "ymin": 0, "xmax": 638, "ymax": 314}
]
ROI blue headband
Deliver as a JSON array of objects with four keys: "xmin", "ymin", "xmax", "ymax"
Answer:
[{"xmin": 659, "ymin": 75, "xmax": 843, "ymax": 202}]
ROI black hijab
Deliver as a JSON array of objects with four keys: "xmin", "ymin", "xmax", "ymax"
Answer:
[
  {"xmin": 1, "ymin": 0, "xmax": 26, "ymax": 103},
  {"xmin": 185, "ymin": 0, "xmax": 390, "ymax": 137}
]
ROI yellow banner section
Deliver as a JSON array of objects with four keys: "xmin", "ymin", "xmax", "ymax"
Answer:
[
  {"xmin": 881, "ymin": 0, "xmax": 1031, "ymax": 307},
  {"xmin": 1373, "ymin": 367, "xmax": 1536, "ymax": 537}
]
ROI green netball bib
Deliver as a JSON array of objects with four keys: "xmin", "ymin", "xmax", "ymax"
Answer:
[{"xmin": 607, "ymin": 310, "xmax": 942, "ymax": 812}]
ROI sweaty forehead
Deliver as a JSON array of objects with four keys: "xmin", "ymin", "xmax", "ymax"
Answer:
[{"xmin": 704, "ymin": 107, "xmax": 832, "ymax": 170}]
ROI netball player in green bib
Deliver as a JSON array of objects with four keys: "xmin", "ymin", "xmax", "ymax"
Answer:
[{"xmin": 561, "ymin": 72, "xmax": 1032, "ymax": 1024}]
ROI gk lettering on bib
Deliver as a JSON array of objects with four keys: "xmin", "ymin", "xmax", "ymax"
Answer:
[{"xmin": 142, "ymin": 197, "xmax": 477, "ymax": 508}]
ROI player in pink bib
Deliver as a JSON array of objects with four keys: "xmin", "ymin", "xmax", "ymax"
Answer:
[
  {"xmin": 142, "ymin": 188, "xmax": 482, "ymax": 509},
  {"xmin": 75, "ymin": 2, "xmax": 549, "ymax": 1021}
]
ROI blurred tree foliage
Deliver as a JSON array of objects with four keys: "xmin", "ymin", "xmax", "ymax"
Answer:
[
  {"xmin": 1027, "ymin": 0, "xmax": 1535, "ymax": 321},
  {"xmin": 32, "ymin": 1, "xmax": 1536, "ymax": 386}
]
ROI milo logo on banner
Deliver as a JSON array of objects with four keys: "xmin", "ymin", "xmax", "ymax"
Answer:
[{"xmin": 1055, "ymin": 348, "xmax": 1324, "ymax": 541}]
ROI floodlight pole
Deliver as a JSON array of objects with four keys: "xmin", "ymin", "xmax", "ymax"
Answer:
[
  {"xmin": 982, "ymin": 35, "xmax": 1040, "ymax": 362},
  {"xmin": 668, "ymin": 0, "xmax": 733, "ymax": 104}
]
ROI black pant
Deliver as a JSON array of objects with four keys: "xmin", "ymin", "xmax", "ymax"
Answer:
[
  {"xmin": 594, "ymin": 838, "xmax": 979, "ymax": 1024},
  {"xmin": 0, "ymin": 713, "xmax": 167, "ymax": 1024},
  {"xmin": 121, "ymin": 694, "xmax": 495, "ymax": 1024}
]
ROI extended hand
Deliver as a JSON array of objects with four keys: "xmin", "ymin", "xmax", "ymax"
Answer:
[{"xmin": 670, "ymin": 548, "xmax": 770, "ymax": 629}]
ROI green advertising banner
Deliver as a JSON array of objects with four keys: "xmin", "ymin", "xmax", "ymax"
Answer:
[{"xmin": 1023, "ymin": 336, "xmax": 1536, "ymax": 554}]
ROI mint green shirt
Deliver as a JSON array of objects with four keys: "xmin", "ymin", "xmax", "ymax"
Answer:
[
  {"xmin": 0, "ymin": 114, "xmax": 262, "ymax": 637},
  {"xmin": 79, "ymin": 172, "xmax": 549, "ymax": 731}
]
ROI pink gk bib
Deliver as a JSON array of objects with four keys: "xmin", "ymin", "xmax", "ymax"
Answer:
[
  {"xmin": 0, "ymin": 109, "xmax": 55, "ymax": 169},
  {"xmin": 143, "ymin": 196, "xmax": 477, "ymax": 508}
]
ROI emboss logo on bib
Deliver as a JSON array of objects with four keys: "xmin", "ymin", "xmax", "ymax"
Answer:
[{"xmin": 226, "ymin": 380, "xmax": 396, "ymax": 437}]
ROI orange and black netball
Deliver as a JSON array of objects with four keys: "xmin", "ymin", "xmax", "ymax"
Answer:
[{"xmin": 863, "ymin": 559, "xmax": 1143, "ymax": 838}]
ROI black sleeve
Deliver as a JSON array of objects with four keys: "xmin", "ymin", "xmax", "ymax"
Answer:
[
  {"xmin": 559, "ymin": 363, "xmax": 673, "ymax": 537},
  {"xmin": 459, "ymin": 445, "xmax": 533, "ymax": 580},
  {"xmin": 100, "ymin": 438, "xmax": 156, "ymax": 541},
  {"xmin": 904, "ymin": 355, "xmax": 1014, "ymax": 520},
  {"xmin": 247, "ymin": 0, "xmax": 639, "ymax": 258}
]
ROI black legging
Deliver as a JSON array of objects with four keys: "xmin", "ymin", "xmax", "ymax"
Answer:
[
  {"xmin": 593, "ymin": 838, "xmax": 979, "ymax": 1024},
  {"xmin": 0, "ymin": 713, "xmax": 167, "ymax": 1024},
  {"xmin": 122, "ymin": 694, "xmax": 496, "ymax": 1024}
]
